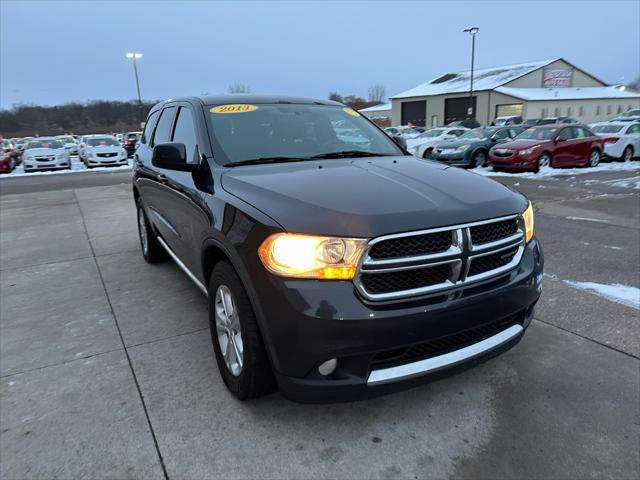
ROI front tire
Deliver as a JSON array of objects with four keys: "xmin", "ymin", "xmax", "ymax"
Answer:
[
  {"xmin": 208, "ymin": 261, "xmax": 274, "ymax": 400},
  {"xmin": 422, "ymin": 148, "xmax": 433, "ymax": 159},
  {"xmin": 535, "ymin": 152, "xmax": 551, "ymax": 173},
  {"xmin": 136, "ymin": 199, "xmax": 168, "ymax": 263},
  {"xmin": 471, "ymin": 150, "xmax": 487, "ymax": 168}
]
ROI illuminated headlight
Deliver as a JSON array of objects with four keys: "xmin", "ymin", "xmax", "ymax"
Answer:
[
  {"xmin": 521, "ymin": 201, "xmax": 534, "ymax": 243},
  {"xmin": 519, "ymin": 146, "xmax": 538, "ymax": 156},
  {"xmin": 259, "ymin": 233, "xmax": 368, "ymax": 279},
  {"xmin": 456, "ymin": 144, "xmax": 470, "ymax": 152}
]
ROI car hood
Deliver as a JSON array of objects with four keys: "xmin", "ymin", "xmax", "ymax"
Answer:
[
  {"xmin": 24, "ymin": 148, "xmax": 62, "ymax": 156},
  {"xmin": 87, "ymin": 145, "xmax": 122, "ymax": 153},
  {"xmin": 437, "ymin": 138, "xmax": 486, "ymax": 149},
  {"xmin": 221, "ymin": 156, "xmax": 527, "ymax": 238},
  {"xmin": 495, "ymin": 139, "xmax": 548, "ymax": 151}
]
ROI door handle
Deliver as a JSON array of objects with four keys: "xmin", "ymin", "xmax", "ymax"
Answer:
[{"xmin": 158, "ymin": 174, "xmax": 168, "ymax": 183}]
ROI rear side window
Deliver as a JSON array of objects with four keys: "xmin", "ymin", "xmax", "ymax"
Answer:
[
  {"xmin": 560, "ymin": 127, "xmax": 576, "ymax": 139},
  {"xmin": 141, "ymin": 111, "xmax": 160, "ymax": 145},
  {"xmin": 171, "ymin": 107, "xmax": 199, "ymax": 164},
  {"xmin": 152, "ymin": 107, "xmax": 176, "ymax": 146},
  {"xmin": 574, "ymin": 127, "xmax": 589, "ymax": 139},
  {"xmin": 627, "ymin": 124, "xmax": 640, "ymax": 135}
]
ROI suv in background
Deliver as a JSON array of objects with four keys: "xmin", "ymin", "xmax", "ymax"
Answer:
[{"xmin": 132, "ymin": 95, "xmax": 542, "ymax": 402}]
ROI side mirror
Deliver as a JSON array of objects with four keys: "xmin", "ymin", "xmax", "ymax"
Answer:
[
  {"xmin": 390, "ymin": 134, "xmax": 407, "ymax": 150},
  {"xmin": 152, "ymin": 143, "xmax": 196, "ymax": 171},
  {"xmin": 555, "ymin": 136, "xmax": 567, "ymax": 143},
  {"xmin": 492, "ymin": 136, "xmax": 507, "ymax": 144}
]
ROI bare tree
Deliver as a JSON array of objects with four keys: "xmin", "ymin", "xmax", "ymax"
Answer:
[
  {"xmin": 328, "ymin": 92, "xmax": 344, "ymax": 103},
  {"xmin": 367, "ymin": 85, "xmax": 386, "ymax": 104},
  {"xmin": 228, "ymin": 83, "xmax": 252, "ymax": 94}
]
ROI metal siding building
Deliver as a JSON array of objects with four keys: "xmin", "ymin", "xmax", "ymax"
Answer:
[{"xmin": 390, "ymin": 58, "xmax": 640, "ymax": 127}]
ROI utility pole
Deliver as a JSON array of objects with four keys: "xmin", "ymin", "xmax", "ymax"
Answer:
[
  {"xmin": 463, "ymin": 27, "xmax": 479, "ymax": 119},
  {"xmin": 126, "ymin": 52, "xmax": 144, "ymax": 125}
]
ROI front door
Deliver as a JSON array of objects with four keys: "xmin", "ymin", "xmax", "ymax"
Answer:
[{"xmin": 552, "ymin": 126, "xmax": 576, "ymax": 166}]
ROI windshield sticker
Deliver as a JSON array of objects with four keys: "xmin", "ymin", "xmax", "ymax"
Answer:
[
  {"xmin": 343, "ymin": 107, "xmax": 359, "ymax": 117},
  {"xmin": 211, "ymin": 104, "xmax": 258, "ymax": 114}
]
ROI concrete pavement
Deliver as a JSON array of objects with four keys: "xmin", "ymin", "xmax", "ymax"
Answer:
[{"xmin": 1, "ymin": 169, "xmax": 639, "ymax": 479}]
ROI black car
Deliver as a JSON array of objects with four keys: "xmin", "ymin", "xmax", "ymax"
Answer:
[
  {"xmin": 431, "ymin": 126, "xmax": 526, "ymax": 168},
  {"xmin": 133, "ymin": 95, "xmax": 543, "ymax": 403},
  {"xmin": 123, "ymin": 131, "xmax": 141, "ymax": 157},
  {"xmin": 447, "ymin": 118, "xmax": 482, "ymax": 129}
]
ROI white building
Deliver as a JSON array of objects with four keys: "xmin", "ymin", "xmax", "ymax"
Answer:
[
  {"xmin": 390, "ymin": 58, "xmax": 640, "ymax": 127},
  {"xmin": 359, "ymin": 102, "xmax": 392, "ymax": 121}
]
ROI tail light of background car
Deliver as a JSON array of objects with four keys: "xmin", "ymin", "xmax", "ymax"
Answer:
[{"xmin": 602, "ymin": 137, "xmax": 620, "ymax": 143}]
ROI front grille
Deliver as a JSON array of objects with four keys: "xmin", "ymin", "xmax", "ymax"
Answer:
[
  {"xmin": 371, "ymin": 317, "xmax": 519, "ymax": 368},
  {"xmin": 469, "ymin": 246, "xmax": 519, "ymax": 277},
  {"xmin": 493, "ymin": 150, "xmax": 513, "ymax": 158},
  {"xmin": 35, "ymin": 156, "xmax": 54, "ymax": 162},
  {"xmin": 470, "ymin": 219, "xmax": 518, "ymax": 245},
  {"xmin": 369, "ymin": 231, "xmax": 452, "ymax": 259},
  {"xmin": 97, "ymin": 152, "xmax": 118, "ymax": 158},
  {"xmin": 360, "ymin": 264, "xmax": 451, "ymax": 294}
]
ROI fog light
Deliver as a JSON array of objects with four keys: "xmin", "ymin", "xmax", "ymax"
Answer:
[{"xmin": 318, "ymin": 358, "xmax": 337, "ymax": 376}]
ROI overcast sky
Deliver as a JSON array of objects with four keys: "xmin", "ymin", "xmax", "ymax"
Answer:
[{"xmin": 1, "ymin": 0, "xmax": 639, "ymax": 109}]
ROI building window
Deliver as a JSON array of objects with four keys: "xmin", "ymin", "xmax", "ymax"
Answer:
[
  {"xmin": 495, "ymin": 104, "xmax": 523, "ymax": 118},
  {"xmin": 607, "ymin": 105, "xmax": 612, "ymax": 115},
  {"xmin": 617, "ymin": 105, "xmax": 622, "ymax": 114},
  {"xmin": 596, "ymin": 105, "xmax": 601, "ymax": 115},
  {"xmin": 579, "ymin": 106, "xmax": 584, "ymax": 116},
  {"xmin": 567, "ymin": 107, "xmax": 572, "ymax": 116},
  {"xmin": 541, "ymin": 108, "xmax": 548, "ymax": 117},
  {"xmin": 554, "ymin": 107, "xmax": 561, "ymax": 116}
]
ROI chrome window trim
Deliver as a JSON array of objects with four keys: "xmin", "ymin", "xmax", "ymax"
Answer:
[
  {"xmin": 354, "ymin": 214, "xmax": 525, "ymax": 301},
  {"xmin": 367, "ymin": 324, "xmax": 524, "ymax": 386}
]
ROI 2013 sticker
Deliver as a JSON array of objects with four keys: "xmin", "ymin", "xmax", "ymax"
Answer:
[
  {"xmin": 343, "ymin": 107, "xmax": 359, "ymax": 117},
  {"xmin": 211, "ymin": 104, "xmax": 258, "ymax": 114}
]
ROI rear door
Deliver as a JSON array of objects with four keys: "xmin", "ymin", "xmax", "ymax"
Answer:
[
  {"xmin": 571, "ymin": 126, "xmax": 592, "ymax": 166},
  {"xmin": 552, "ymin": 127, "xmax": 575, "ymax": 166}
]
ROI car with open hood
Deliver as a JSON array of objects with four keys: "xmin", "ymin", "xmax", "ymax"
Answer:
[
  {"xmin": 81, "ymin": 135, "xmax": 128, "ymax": 167},
  {"xmin": 430, "ymin": 126, "xmax": 525, "ymax": 168},
  {"xmin": 22, "ymin": 137, "xmax": 71, "ymax": 172},
  {"xmin": 132, "ymin": 95, "xmax": 543, "ymax": 403},
  {"xmin": 488, "ymin": 124, "xmax": 603, "ymax": 172}
]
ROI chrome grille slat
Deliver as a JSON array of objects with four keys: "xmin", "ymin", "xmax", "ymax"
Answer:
[{"xmin": 355, "ymin": 215, "xmax": 525, "ymax": 300}]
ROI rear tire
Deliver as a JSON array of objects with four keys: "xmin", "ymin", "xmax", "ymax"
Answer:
[
  {"xmin": 208, "ymin": 261, "xmax": 275, "ymax": 400},
  {"xmin": 136, "ymin": 199, "xmax": 168, "ymax": 263},
  {"xmin": 622, "ymin": 145, "xmax": 633, "ymax": 162}
]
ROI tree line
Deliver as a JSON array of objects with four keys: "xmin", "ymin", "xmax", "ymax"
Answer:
[{"xmin": 0, "ymin": 100, "xmax": 157, "ymax": 138}]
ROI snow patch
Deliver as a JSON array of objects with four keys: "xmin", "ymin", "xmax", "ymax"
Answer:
[
  {"xmin": 564, "ymin": 280, "xmax": 640, "ymax": 310},
  {"xmin": 473, "ymin": 161, "xmax": 639, "ymax": 179},
  {"xmin": 566, "ymin": 217, "xmax": 610, "ymax": 223},
  {"xmin": 1, "ymin": 157, "xmax": 133, "ymax": 178}
]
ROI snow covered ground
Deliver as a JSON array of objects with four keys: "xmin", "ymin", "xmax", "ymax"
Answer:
[
  {"xmin": 472, "ymin": 160, "xmax": 640, "ymax": 182},
  {"xmin": 564, "ymin": 280, "xmax": 640, "ymax": 310},
  {"xmin": 1, "ymin": 156, "xmax": 133, "ymax": 178}
]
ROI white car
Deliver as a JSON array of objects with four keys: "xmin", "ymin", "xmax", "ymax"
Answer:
[
  {"xmin": 22, "ymin": 137, "xmax": 71, "ymax": 172},
  {"xmin": 610, "ymin": 109, "xmax": 640, "ymax": 123},
  {"xmin": 81, "ymin": 135, "xmax": 128, "ymax": 167},
  {"xmin": 56, "ymin": 135, "xmax": 78, "ymax": 155},
  {"xmin": 410, "ymin": 127, "xmax": 469, "ymax": 158},
  {"xmin": 591, "ymin": 122, "xmax": 640, "ymax": 161}
]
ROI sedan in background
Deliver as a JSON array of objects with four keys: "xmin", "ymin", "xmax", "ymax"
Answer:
[
  {"xmin": 0, "ymin": 151, "xmax": 16, "ymax": 173},
  {"xmin": 56, "ymin": 135, "xmax": 79, "ymax": 155},
  {"xmin": 539, "ymin": 117, "xmax": 578, "ymax": 125},
  {"xmin": 610, "ymin": 109, "xmax": 640, "ymax": 123},
  {"xmin": 22, "ymin": 137, "xmax": 71, "ymax": 172},
  {"xmin": 431, "ymin": 126, "xmax": 525, "ymax": 167},
  {"xmin": 522, "ymin": 118, "xmax": 544, "ymax": 127},
  {"xmin": 591, "ymin": 122, "xmax": 640, "ymax": 161},
  {"xmin": 447, "ymin": 118, "xmax": 482, "ymax": 129},
  {"xmin": 123, "ymin": 131, "xmax": 142, "ymax": 157},
  {"xmin": 409, "ymin": 126, "xmax": 468, "ymax": 158},
  {"xmin": 82, "ymin": 136, "xmax": 128, "ymax": 167},
  {"xmin": 488, "ymin": 125, "xmax": 603, "ymax": 173},
  {"xmin": 2, "ymin": 139, "xmax": 20, "ymax": 163},
  {"xmin": 492, "ymin": 115, "xmax": 522, "ymax": 126}
]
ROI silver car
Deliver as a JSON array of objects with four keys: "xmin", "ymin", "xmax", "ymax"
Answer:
[
  {"xmin": 56, "ymin": 135, "xmax": 79, "ymax": 155},
  {"xmin": 410, "ymin": 126, "xmax": 469, "ymax": 158},
  {"xmin": 591, "ymin": 122, "xmax": 640, "ymax": 161},
  {"xmin": 82, "ymin": 136, "xmax": 128, "ymax": 167},
  {"xmin": 22, "ymin": 137, "xmax": 71, "ymax": 172}
]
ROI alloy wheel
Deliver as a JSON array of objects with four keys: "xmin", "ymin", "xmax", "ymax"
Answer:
[
  {"xmin": 623, "ymin": 146, "xmax": 632, "ymax": 162},
  {"xmin": 137, "ymin": 208, "xmax": 149, "ymax": 255},
  {"xmin": 474, "ymin": 151, "xmax": 486, "ymax": 167},
  {"xmin": 589, "ymin": 150, "xmax": 600, "ymax": 167},
  {"xmin": 215, "ymin": 285, "xmax": 244, "ymax": 377},
  {"xmin": 539, "ymin": 154, "xmax": 550, "ymax": 168}
]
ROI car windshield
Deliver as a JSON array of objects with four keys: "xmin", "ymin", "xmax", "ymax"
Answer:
[
  {"xmin": 459, "ymin": 129, "xmax": 490, "ymax": 140},
  {"xmin": 57, "ymin": 136, "xmax": 75, "ymax": 143},
  {"xmin": 419, "ymin": 129, "xmax": 446, "ymax": 138},
  {"xmin": 208, "ymin": 104, "xmax": 403, "ymax": 165},
  {"xmin": 621, "ymin": 110, "xmax": 640, "ymax": 117},
  {"xmin": 88, "ymin": 137, "xmax": 119, "ymax": 146},
  {"xmin": 27, "ymin": 139, "xmax": 64, "ymax": 149},
  {"xmin": 592, "ymin": 125, "xmax": 624, "ymax": 134},
  {"xmin": 516, "ymin": 128, "xmax": 558, "ymax": 140}
]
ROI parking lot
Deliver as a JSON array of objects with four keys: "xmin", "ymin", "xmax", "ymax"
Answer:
[{"xmin": 1, "ymin": 165, "xmax": 639, "ymax": 479}]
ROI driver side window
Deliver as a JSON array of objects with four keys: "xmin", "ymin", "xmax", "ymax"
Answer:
[{"xmin": 171, "ymin": 107, "xmax": 199, "ymax": 164}]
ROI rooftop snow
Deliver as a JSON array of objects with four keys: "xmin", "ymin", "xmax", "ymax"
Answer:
[
  {"xmin": 360, "ymin": 102, "xmax": 392, "ymax": 112},
  {"xmin": 391, "ymin": 59, "xmax": 559, "ymax": 99},
  {"xmin": 495, "ymin": 85, "xmax": 640, "ymax": 101}
]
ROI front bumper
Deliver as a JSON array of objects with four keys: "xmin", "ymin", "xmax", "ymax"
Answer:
[
  {"xmin": 23, "ymin": 159, "xmax": 71, "ymax": 170},
  {"xmin": 430, "ymin": 148, "xmax": 473, "ymax": 166},
  {"xmin": 254, "ymin": 238, "xmax": 543, "ymax": 402},
  {"xmin": 489, "ymin": 152, "xmax": 537, "ymax": 170},
  {"xmin": 87, "ymin": 156, "xmax": 128, "ymax": 166}
]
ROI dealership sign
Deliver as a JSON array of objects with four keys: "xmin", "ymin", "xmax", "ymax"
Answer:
[{"xmin": 543, "ymin": 68, "xmax": 573, "ymax": 87}]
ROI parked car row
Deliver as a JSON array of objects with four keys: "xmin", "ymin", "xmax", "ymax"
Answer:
[{"xmin": 406, "ymin": 121, "xmax": 640, "ymax": 173}]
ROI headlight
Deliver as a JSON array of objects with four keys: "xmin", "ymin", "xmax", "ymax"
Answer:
[
  {"xmin": 519, "ymin": 146, "xmax": 538, "ymax": 156},
  {"xmin": 259, "ymin": 233, "xmax": 368, "ymax": 279},
  {"xmin": 522, "ymin": 201, "xmax": 534, "ymax": 243},
  {"xmin": 456, "ymin": 144, "xmax": 470, "ymax": 152}
]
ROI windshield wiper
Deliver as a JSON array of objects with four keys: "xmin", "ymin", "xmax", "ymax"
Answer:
[
  {"xmin": 309, "ymin": 150, "xmax": 393, "ymax": 159},
  {"xmin": 225, "ymin": 156, "xmax": 311, "ymax": 167}
]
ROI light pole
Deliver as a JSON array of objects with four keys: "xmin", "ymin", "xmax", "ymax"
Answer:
[
  {"xmin": 126, "ymin": 52, "xmax": 143, "ymax": 125},
  {"xmin": 463, "ymin": 27, "xmax": 479, "ymax": 120}
]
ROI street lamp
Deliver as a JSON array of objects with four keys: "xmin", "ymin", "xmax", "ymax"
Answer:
[
  {"xmin": 463, "ymin": 27, "xmax": 479, "ymax": 120},
  {"xmin": 125, "ymin": 52, "xmax": 143, "ymax": 124}
]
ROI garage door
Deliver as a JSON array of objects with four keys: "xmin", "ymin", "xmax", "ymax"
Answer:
[
  {"xmin": 445, "ymin": 97, "xmax": 476, "ymax": 125},
  {"xmin": 401, "ymin": 101, "xmax": 426, "ymax": 126},
  {"xmin": 496, "ymin": 104, "xmax": 523, "ymax": 117}
]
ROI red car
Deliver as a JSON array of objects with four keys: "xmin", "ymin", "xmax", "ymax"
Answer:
[
  {"xmin": 0, "ymin": 152, "xmax": 16, "ymax": 173},
  {"xmin": 489, "ymin": 125, "xmax": 603, "ymax": 173}
]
